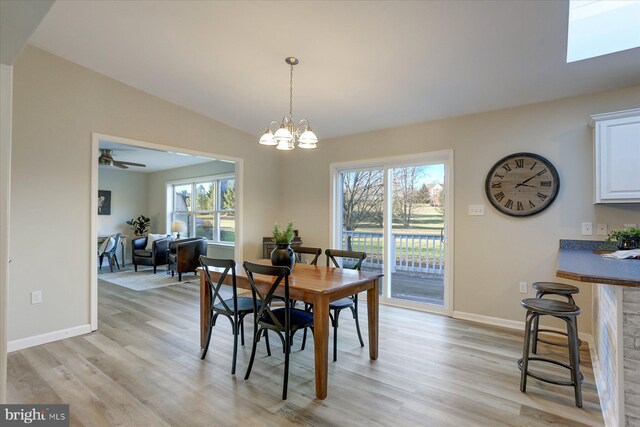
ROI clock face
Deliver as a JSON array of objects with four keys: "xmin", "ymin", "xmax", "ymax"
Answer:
[{"xmin": 485, "ymin": 153, "xmax": 560, "ymax": 217}]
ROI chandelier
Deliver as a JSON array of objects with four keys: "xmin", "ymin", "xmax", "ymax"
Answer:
[{"xmin": 259, "ymin": 57, "xmax": 318, "ymax": 150}]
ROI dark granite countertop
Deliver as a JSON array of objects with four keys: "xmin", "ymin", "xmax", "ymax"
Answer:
[{"xmin": 557, "ymin": 241, "xmax": 640, "ymax": 287}]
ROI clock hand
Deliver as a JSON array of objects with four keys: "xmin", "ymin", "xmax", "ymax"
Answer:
[
  {"xmin": 516, "ymin": 183, "xmax": 536, "ymax": 188},
  {"xmin": 515, "ymin": 174, "xmax": 537, "ymax": 188}
]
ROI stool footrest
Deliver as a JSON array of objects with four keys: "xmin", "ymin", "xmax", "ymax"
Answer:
[
  {"xmin": 518, "ymin": 357, "xmax": 584, "ymax": 386},
  {"xmin": 534, "ymin": 329, "xmax": 583, "ymax": 348}
]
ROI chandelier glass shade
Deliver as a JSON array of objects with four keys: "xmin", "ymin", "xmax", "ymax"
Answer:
[{"xmin": 259, "ymin": 57, "xmax": 318, "ymax": 150}]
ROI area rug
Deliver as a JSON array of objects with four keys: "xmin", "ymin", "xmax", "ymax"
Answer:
[{"xmin": 100, "ymin": 268, "xmax": 195, "ymax": 291}]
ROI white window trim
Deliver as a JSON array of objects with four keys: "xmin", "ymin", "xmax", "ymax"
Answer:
[{"xmin": 329, "ymin": 150, "xmax": 454, "ymax": 317}]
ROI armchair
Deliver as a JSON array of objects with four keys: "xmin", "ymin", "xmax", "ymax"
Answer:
[
  {"xmin": 168, "ymin": 237, "xmax": 207, "ymax": 281},
  {"xmin": 132, "ymin": 235, "xmax": 172, "ymax": 273}
]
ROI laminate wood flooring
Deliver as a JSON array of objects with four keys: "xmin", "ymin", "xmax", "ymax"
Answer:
[{"xmin": 7, "ymin": 279, "xmax": 604, "ymax": 426}]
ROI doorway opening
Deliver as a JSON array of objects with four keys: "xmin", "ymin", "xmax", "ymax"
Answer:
[{"xmin": 90, "ymin": 133, "xmax": 244, "ymax": 330}]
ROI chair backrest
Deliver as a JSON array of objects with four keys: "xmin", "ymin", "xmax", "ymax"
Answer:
[
  {"xmin": 294, "ymin": 246, "xmax": 322, "ymax": 265},
  {"xmin": 99, "ymin": 233, "xmax": 120, "ymax": 256},
  {"xmin": 325, "ymin": 249, "xmax": 366, "ymax": 271},
  {"xmin": 199, "ymin": 256, "xmax": 237, "ymax": 315},
  {"xmin": 243, "ymin": 261, "xmax": 291, "ymax": 331},
  {"xmin": 109, "ymin": 233, "xmax": 121, "ymax": 255}
]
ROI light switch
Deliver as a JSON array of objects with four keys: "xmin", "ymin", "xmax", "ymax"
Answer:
[
  {"xmin": 31, "ymin": 291, "xmax": 42, "ymax": 304},
  {"xmin": 468, "ymin": 205, "xmax": 484, "ymax": 216}
]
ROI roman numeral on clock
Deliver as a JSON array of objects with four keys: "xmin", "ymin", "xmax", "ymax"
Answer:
[
  {"xmin": 515, "ymin": 159, "xmax": 524, "ymax": 168},
  {"xmin": 517, "ymin": 201, "xmax": 524, "ymax": 211},
  {"xmin": 491, "ymin": 182, "xmax": 501, "ymax": 188},
  {"xmin": 536, "ymin": 168, "xmax": 548, "ymax": 176},
  {"xmin": 494, "ymin": 192, "xmax": 505, "ymax": 202},
  {"xmin": 529, "ymin": 200, "xmax": 536, "ymax": 208},
  {"xmin": 529, "ymin": 161, "xmax": 537, "ymax": 170},
  {"xmin": 537, "ymin": 192, "xmax": 548, "ymax": 201},
  {"xmin": 505, "ymin": 199, "xmax": 514, "ymax": 209},
  {"xmin": 502, "ymin": 164, "xmax": 512, "ymax": 172},
  {"xmin": 494, "ymin": 173, "xmax": 504, "ymax": 179},
  {"xmin": 540, "ymin": 181, "xmax": 552, "ymax": 187}
]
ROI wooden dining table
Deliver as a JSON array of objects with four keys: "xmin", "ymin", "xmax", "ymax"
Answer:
[{"xmin": 199, "ymin": 259, "xmax": 383, "ymax": 399}]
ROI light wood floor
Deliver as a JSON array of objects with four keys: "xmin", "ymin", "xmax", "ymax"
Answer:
[{"xmin": 7, "ymin": 279, "xmax": 603, "ymax": 426}]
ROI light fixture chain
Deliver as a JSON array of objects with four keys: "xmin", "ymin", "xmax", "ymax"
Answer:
[{"xmin": 289, "ymin": 63, "xmax": 294, "ymax": 120}]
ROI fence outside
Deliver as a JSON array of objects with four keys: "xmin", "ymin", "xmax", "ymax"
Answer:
[{"xmin": 343, "ymin": 230, "xmax": 445, "ymax": 274}]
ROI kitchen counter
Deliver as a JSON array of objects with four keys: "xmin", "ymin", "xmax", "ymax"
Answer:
[
  {"xmin": 556, "ymin": 240, "xmax": 640, "ymax": 427},
  {"xmin": 556, "ymin": 248, "xmax": 640, "ymax": 287}
]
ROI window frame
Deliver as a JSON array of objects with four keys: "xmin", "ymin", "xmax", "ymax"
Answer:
[{"xmin": 167, "ymin": 173, "xmax": 235, "ymax": 244}]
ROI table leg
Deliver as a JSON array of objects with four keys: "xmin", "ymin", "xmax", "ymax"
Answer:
[
  {"xmin": 200, "ymin": 271, "xmax": 210, "ymax": 349},
  {"xmin": 313, "ymin": 294, "xmax": 329, "ymax": 399},
  {"xmin": 367, "ymin": 278, "xmax": 379, "ymax": 360}
]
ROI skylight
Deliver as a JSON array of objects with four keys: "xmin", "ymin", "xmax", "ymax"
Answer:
[{"xmin": 567, "ymin": 0, "xmax": 640, "ymax": 62}]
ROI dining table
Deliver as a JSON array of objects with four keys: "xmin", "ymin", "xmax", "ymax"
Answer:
[{"xmin": 199, "ymin": 259, "xmax": 383, "ymax": 399}]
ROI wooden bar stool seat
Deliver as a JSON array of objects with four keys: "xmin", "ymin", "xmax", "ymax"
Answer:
[
  {"xmin": 518, "ymin": 298, "xmax": 583, "ymax": 407},
  {"xmin": 531, "ymin": 282, "xmax": 582, "ymax": 353},
  {"xmin": 532, "ymin": 282, "xmax": 580, "ymax": 304}
]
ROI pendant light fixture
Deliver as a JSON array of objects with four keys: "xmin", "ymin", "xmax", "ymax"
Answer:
[{"xmin": 259, "ymin": 57, "xmax": 318, "ymax": 150}]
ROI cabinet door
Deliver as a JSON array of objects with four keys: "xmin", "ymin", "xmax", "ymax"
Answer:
[{"xmin": 595, "ymin": 115, "xmax": 640, "ymax": 203}]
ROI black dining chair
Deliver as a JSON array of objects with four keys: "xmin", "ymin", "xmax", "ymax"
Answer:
[
  {"xmin": 292, "ymin": 246, "xmax": 322, "ymax": 317},
  {"xmin": 294, "ymin": 246, "xmax": 322, "ymax": 265},
  {"xmin": 325, "ymin": 249, "xmax": 367, "ymax": 362},
  {"xmin": 98, "ymin": 233, "xmax": 121, "ymax": 272},
  {"xmin": 199, "ymin": 256, "xmax": 269, "ymax": 375},
  {"xmin": 243, "ymin": 261, "xmax": 314, "ymax": 400}
]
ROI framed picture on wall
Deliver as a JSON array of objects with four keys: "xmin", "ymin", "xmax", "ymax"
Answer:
[{"xmin": 98, "ymin": 190, "xmax": 111, "ymax": 215}]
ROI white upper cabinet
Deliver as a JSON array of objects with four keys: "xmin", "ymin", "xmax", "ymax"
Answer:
[{"xmin": 592, "ymin": 108, "xmax": 640, "ymax": 203}]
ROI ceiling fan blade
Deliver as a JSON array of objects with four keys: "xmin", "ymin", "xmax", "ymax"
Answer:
[
  {"xmin": 115, "ymin": 160, "xmax": 146, "ymax": 167},
  {"xmin": 113, "ymin": 162, "xmax": 129, "ymax": 169}
]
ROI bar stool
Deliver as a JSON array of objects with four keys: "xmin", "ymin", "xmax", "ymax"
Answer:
[
  {"xmin": 518, "ymin": 298, "xmax": 583, "ymax": 407},
  {"xmin": 531, "ymin": 282, "xmax": 581, "ymax": 354}
]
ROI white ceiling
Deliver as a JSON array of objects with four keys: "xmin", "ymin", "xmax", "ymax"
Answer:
[
  {"xmin": 30, "ymin": 1, "xmax": 640, "ymax": 140},
  {"xmin": 0, "ymin": 0, "xmax": 54, "ymax": 65},
  {"xmin": 99, "ymin": 140, "xmax": 225, "ymax": 173}
]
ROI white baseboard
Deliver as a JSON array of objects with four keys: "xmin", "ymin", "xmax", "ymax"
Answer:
[
  {"xmin": 452, "ymin": 311, "xmax": 593, "ymax": 343},
  {"xmin": 7, "ymin": 324, "xmax": 92, "ymax": 353}
]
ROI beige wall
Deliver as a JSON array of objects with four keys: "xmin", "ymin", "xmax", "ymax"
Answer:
[
  {"xmin": 9, "ymin": 46, "xmax": 282, "ymax": 342},
  {"xmin": 98, "ymin": 168, "xmax": 149, "ymax": 263},
  {"xmin": 98, "ymin": 169, "xmax": 149, "ymax": 234},
  {"xmin": 0, "ymin": 63, "xmax": 13, "ymax": 402},
  {"xmin": 147, "ymin": 160, "xmax": 235, "ymax": 235},
  {"xmin": 281, "ymin": 85, "xmax": 640, "ymax": 333}
]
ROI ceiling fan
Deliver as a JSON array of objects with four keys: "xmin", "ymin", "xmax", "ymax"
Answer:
[{"xmin": 98, "ymin": 149, "xmax": 146, "ymax": 169}]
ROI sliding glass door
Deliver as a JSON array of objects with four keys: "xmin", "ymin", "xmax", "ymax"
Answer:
[
  {"xmin": 333, "ymin": 152, "xmax": 452, "ymax": 314},
  {"xmin": 338, "ymin": 168, "xmax": 385, "ymax": 282}
]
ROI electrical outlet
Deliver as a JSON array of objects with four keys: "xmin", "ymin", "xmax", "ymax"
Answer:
[
  {"xmin": 519, "ymin": 282, "xmax": 528, "ymax": 294},
  {"xmin": 468, "ymin": 205, "xmax": 484, "ymax": 216},
  {"xmin": 597, "ymin": 224, "xmax": 608, "ymax": 236},
  {"xmin": 31, "ymin": 291, "xmax": 42, "ymax": 304},
  {"xmin": 582, "ymin": 222, "xmax": 593, "ymax": 235}
]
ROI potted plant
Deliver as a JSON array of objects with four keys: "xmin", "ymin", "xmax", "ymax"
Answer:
[
  {"xmin": 607, "ymin": 226, "xmax": 640, "ymax": 250},
  {"xmin": 126, "ymin": 214, "xmax": 151, "ymax": 237},
  {"xmin": 271, "ymin": 221, "xmax": 296, "ymax": 270}
]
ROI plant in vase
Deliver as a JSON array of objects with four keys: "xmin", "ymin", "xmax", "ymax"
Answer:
[
  {"xmin": 607, "ymin": 226, "xmax": 640, "ymax": 250},
  {"xmin": 271, "ymin": 221, "xmax": 296, "ymax": 270},
  {"xmin": 126, "ymin": 214, "xmax": 151, "ymax": 237}
]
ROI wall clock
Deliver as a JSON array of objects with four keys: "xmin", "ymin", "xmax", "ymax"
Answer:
[{"xmin": 485, "ymin": 152, "xmax": 560, "ymax": 217}]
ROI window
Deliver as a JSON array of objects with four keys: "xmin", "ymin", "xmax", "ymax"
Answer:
[
  {"xmin": 169, "ymin": 175, "xmax": 235, "ymax": 243},
  {"xmin": 567, "ymin": 0, "xmax": 640, "ymax": 62}
]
